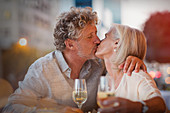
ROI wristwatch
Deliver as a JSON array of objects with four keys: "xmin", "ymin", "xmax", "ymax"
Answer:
[{"xmin": 139, "ymin": 101, "xmax": 149, "ymax": 113}]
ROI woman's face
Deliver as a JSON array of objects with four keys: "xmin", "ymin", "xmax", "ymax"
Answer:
[{"xmin": 95, "ymin": 27, "xmax": 119, "ymax": 59}]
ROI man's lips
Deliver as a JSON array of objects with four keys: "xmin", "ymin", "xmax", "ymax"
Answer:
[{"xmin": 94, "ymin": 45, "xmax": 99, "ymax": 53}]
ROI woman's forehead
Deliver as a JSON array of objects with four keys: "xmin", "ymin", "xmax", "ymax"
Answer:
[
  {"xmin": 110, "ymin": 26, "xmax": 117, "ymax": 33},
  {"xmin": 106, "ymin": 26, "xmax": 116, "ymax": 35}
]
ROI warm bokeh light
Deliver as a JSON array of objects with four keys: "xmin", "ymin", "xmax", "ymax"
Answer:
[
  {"xmin": 165, "ymin": 77, "xmax": 170, "ymax": 84},
  {"xmin": 19, "ymin": 38, "xmax": 27, "ymax": 46},
  {"xmin": 167, "ymin": 67, "xmax": 170, "ymax": 74},
  {"xmin": 149, "ymin": 71, "xmax": 156, "ymax": 78},
  {"xmin": 155, "ymin": 71, "xmax": 161, "ymax": 78}
]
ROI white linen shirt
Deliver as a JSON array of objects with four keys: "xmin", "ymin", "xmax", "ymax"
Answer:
[{"xmin": 3, "ymin": 50, "xmax": 105, "ymax": 113}]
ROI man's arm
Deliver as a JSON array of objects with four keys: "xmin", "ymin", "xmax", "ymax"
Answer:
[
  {"xmin": 3, "ymin": 102, "xmax": 83, "ymax": 113},
  {"xmin": 119, "ymin": 56, "xmax": 147, "ymax": 76},
  {"xmin": 98, "ymin": 96, "xmax": 166, "ymax": 113},
  {"xmin": 2, "ymin": 64, "xmax": 83, "ymax": 113},
  {"xmin": 3, "ymin": 80, "xmax": 83, "ymax": 113}
]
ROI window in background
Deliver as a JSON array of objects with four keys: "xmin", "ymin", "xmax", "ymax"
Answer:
[{"xmin": 75, "ymin": 0, "xmax": 92, "ymax": 7}]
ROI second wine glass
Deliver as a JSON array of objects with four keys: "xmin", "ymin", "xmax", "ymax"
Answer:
[
  {"xmin": 72, "ymin": 79, "xmax": 87, "ymax": 109},
  {"xmin": 97, "ymin": 76, "xmax": 115, "ymax": 108}
]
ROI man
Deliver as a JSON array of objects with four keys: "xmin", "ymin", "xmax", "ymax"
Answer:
[{"xmin": 3, "ymin": 7, "xmax": 146, "ymax": 113}]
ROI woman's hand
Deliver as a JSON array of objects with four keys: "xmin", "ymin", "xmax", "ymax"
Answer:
[
  {"xmin": 98, "ymin": 97, "xmax": 142, "ymax": 113},
  {"xmin": 119, "ymin": 56, "xmax": 147, "ymax": 76}
]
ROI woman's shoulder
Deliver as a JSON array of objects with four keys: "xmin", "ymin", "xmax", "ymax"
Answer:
[
  {"xmin": 122, "ymin": 70, "xmax": 156, "ymax": 91},
  {"xmin": 129, "ymin": 70, "xmax": 153, "ymax": 81}
]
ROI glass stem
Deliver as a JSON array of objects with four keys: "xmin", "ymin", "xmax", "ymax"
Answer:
[{"xmin": 78, "ymin": 104, "xmax": 82, "ymax": 109}]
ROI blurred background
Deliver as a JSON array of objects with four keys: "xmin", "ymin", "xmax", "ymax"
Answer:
[{"xmin": 0, "ymin": 0, "xmax": 170, "ymax": 110}]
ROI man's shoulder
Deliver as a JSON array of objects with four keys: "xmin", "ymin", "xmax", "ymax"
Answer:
[
  {"xmin": 87, "ymin": 58, "xmax": 105, "ymax": 76},
  {"xmin": 24, "ymin": 51, "xmax": 57, "ymax": 79},
  {"xmin": 30, "ymin": 51, "xmax": 56, "ymax": 68},
  {"xmin": 89, "ymin": 58, "xmax": 104, "ymax": 67}
]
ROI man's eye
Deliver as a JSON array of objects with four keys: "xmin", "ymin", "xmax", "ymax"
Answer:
[{"xmin": 88, "ymin": 36, "xmax": 92, "ymax": 39}]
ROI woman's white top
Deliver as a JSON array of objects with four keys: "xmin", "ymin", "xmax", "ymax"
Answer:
[{"xmin": 108, "ymin": 70, "xmax": 162, "ymax": 101}]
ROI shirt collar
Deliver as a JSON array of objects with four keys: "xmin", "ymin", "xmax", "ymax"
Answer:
[
  {"xmin": 79, "ymin": 60, "xmax": 92, "ymax": 79},
  {"xmin": 55, "ymin": 50, "xmax": 71, "ymax": 78},
  {"xmin": 54, "ymin": 50, "xmax": 95, "ymax": 79}
]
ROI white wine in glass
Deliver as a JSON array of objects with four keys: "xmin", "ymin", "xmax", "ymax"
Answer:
[
  {"xmin": 97, "ymin": 76, "xmax": 115, "ymax": 108},
  {"xmin": 72, "ymin": 79, "xmax": 87, "ymax": 109}
]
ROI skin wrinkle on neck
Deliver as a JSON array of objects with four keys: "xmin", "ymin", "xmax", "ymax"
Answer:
[
  {"xmin": 63, "ymin": 50, "xmax": 86, "ymax": 79},
  {"xmin": 104, "ymin": 58, "xmax": 123, "ymax": 90}
]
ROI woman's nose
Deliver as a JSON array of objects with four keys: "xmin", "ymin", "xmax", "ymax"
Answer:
[{"xmin": 100, "ymin": 39, "xmax": 104, "ymax": 42}]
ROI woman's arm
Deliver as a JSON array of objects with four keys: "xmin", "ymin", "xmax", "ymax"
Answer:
[
  {"xmin": 97, "ymin": 96, "xmax": 166, "ymax": 113},
  {"xmin": 97, "ymin": 71, "xmax": 166, "ymax": 113}
]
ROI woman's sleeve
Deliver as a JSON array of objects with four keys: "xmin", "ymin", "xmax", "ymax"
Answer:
[{"xmin": 137, "ymin": 72, "xmax": 162, "ymax": 100}]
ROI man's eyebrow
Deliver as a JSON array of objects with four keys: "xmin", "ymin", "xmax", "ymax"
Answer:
[
  {"xmin": 87, "ymin": 32, "xmax": 93, "ymax": 36},
  {"xmin": 87, "ymin": 30, "xmax": 97, "ymax": 37},
  {"xmin": 90, "ymin": 29, "xmax": 97, "ymax": 35}
]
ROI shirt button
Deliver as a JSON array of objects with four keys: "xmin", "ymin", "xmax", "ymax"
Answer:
[{"xmin": 68, "ymin": 68, "xmax": 71, "ymax": 71}]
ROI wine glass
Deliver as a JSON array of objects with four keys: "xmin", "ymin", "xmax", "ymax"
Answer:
[
  {"xmin": 97, "ymin": 76, "xmax": 115, "ymax": 108},
  {"xmin": 72, "ymin": 79, "xmax": 87, "ymax": 109}
]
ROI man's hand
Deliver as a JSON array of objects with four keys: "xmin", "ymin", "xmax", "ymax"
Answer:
[
  {"xmin": 119, "ymin": 56, "xmax": 147, "ymax": 76},
  {"xmin": 98, "ymin": 97, "xmax": 142, "ymax": 113},
  {"xmin": 64, "ymin": 106, "xmax": 83, "ymax": 113}
]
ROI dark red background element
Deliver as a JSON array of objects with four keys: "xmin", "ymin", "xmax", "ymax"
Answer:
[{"xmin": 143, "ymin": 11, "xmax": 170, "ymax": 63}]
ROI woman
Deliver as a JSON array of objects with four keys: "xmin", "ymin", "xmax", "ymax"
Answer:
[{"xmin": 95, "ymin": 24, "xmax": 166, "ymax": 113}]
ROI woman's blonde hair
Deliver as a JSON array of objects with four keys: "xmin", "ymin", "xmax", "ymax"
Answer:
[{"xmin": 111, "ymin": 24, "xmax": 147, "ymax": 65}]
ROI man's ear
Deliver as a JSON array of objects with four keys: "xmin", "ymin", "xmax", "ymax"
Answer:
[{"xmin": 64, "ymin": 39, "xmax": 76, "ymax": 50}]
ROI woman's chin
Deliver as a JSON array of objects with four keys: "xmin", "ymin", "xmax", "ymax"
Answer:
[{"xmin": 95, "ymin": 53, "xmax": 104, "ymax": 59}]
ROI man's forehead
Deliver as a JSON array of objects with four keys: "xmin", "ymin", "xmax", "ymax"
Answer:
[
  {"xmin": 84, "ymin": 24, "xmax": 97, "ymax": 34},
  {"xmin": 77, "ymin": 25, "xmax": 96, "ymax": 41}
]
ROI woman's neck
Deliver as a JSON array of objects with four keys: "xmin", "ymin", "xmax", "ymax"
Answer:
[{"xmin": 103, "ymin": 57, "xmax": 123, "ymax": 89}]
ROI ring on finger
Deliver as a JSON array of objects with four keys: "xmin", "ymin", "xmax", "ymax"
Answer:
[{"xmin": 113, "ymin": 102, "xmax": 120, "ymax": 107}]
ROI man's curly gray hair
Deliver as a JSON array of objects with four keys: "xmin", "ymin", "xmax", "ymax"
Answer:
[{"xmin": 53, "ymin": 7, "xmax": 98, "ymax": 51}]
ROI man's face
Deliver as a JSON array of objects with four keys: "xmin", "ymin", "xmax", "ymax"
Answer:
[{"xmin": 76, "ymin": 24, "xmax": 100, "ymax": 60}]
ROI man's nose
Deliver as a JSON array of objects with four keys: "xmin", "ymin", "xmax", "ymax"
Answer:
[{"xmin": 94, "ymin": 36, "xmax": 101, "ymax": 44}]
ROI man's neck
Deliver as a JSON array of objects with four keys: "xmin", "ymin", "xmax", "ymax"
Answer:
[{"xmin": 63, "ymin": 50, "xmax": 87, "ymax": 79}]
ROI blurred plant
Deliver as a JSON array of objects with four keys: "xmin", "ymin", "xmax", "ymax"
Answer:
[{"xmin": 143, "ymin": 11, "xmax": 170, "ymax": 63}]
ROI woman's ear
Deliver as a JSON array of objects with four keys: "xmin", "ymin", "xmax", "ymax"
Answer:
[
  {"xmin": 64, "ymin": 39, "xmax": 76, "ymax": 50},
  {"xmin": 113, "ymin": 39, "xmax": 120, "ymax": 51},
  {"xmin": 115, "ymin": 39, "xmax": 120, "ymax": 45}
]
